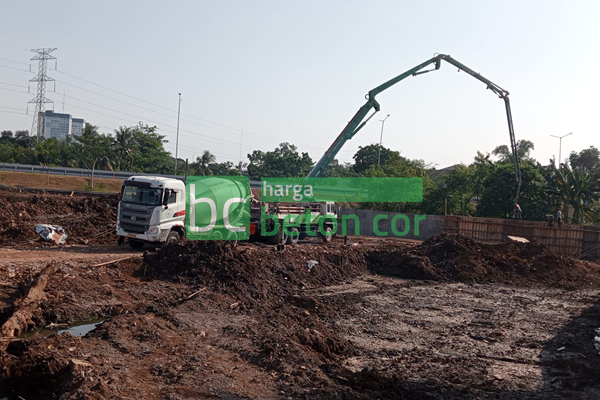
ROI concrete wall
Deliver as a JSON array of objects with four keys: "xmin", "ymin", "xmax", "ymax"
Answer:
[{"xmin": 339, "ymin": 208, "xmax": 444, "ymax": 240}]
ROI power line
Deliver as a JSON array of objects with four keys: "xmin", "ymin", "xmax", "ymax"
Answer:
[
  {"xmin": 0, "ymin": 109, "xmax": 27, "ymax": 115},
  {"xmin": 0, "ymin": 81, "xmax": 29, "ymax": 89},
  {"xmin": 53, "ymin": 68, "xmax": 322, "ymax": 148},
  {"xmin": 0, "ymin": 104, "xmax": 26, "ymax": 111},
  {"xmin": 0, "ymin": 86, "xmax": 30, "ymax": 95},
  {"xmin": 49, "ymin": 91, "xmax": 242, "ymax": 146},
  {"xmin": 0, "ymin": 64, "xmax": 32, "ymax": 73},
  {"xmin": 0, "ymin": 57, "xmax": 30, "ymax": 66}
]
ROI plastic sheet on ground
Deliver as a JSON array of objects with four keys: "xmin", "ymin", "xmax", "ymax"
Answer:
[{"xmin": 34, "ymin": 224, "xmax": 68, "ymax": 244}]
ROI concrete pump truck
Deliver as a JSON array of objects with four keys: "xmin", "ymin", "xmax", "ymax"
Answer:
[{"xmin": 116, "ymin": 53, "xmax": 522, "ymax": 248}]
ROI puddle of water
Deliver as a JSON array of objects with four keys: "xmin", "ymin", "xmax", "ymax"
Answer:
[
  {"xmin": 19, "ymin": 319, "xmax": 104, "ymax": 339},
  {"xmin": 59, "ymin": 321, "xmax": 103, "ymax": 337}
]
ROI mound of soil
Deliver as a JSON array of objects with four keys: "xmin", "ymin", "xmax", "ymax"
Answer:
[
  {"xmin": 368, "ymin": 233, "xmax": 600, "ymax": 288},
  {"xmin": 143, "ymin": 241, "xmax": 367, "ymax": 309},
  {"xmin": 0, "ymin": 191, "xmax": 119, "ymax": 246}
]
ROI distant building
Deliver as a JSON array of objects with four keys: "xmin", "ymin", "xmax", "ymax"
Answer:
[
  {"xmin": 428, "ymin": 164, "xmax": 462, "ymax": 181},
  {"xmin": 41, "ymin": 111, "xmax": 85, "ymax": 140},
  {"xmin": 71, "ymin": 118, "xmax": 85, "ymax": 137}
]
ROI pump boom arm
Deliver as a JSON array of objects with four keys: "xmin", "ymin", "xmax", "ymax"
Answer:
[{"xmin": 307, "ymin": 54, "xmax": 522, "ymax": 207}]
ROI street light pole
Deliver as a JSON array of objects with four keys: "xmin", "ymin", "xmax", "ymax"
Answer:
[
  {"xmin": 550, "ymin": 132, "xmax": 573, "ymax": 166},
  {"xmin": 377, "ymin": 114, "xmax": 390, "ymax": 165},
  {"xmin": 174, "ymin": 93, "xmax": 182, "ymax": 174}
]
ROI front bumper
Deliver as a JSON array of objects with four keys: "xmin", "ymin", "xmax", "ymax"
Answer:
[{"xmin": 116, "ymin": 225, "xmax": 161, "ymax": 242}]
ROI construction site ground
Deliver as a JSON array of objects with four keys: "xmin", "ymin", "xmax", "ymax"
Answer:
[{"xmin": 1, "ymin": 189, "xmax": 600, "ymax": 399}]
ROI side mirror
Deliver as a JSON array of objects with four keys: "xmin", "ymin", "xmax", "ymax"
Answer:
[{"xmin": 162, "ymin": 189, "xmax": 170, "ymax": 206}]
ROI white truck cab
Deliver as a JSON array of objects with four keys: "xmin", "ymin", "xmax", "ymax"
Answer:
[{"xmin": 116, "ymin": 176, "xmax": 186, "ymax": 248}]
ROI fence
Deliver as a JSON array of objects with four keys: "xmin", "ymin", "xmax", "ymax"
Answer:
[
  {"xmin": 339, "ymin": 209, "xmax": 600, "ymax": 260},
  {"xmin": 444, "ymin": 215, "xmax": 600, "ymax": 259},
  {"xmin": 339, "ymin": 209, "xmax": 444, "ymax": 240}
]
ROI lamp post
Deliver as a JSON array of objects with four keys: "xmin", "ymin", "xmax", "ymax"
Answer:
[
  {"xmin": 550, "ymin": 132, "xmax": 573, "ymax": 166},
  {"xmin": 377, "ymin": 114, "xmax": 390, "ymax": 165},
  {"xmin": 174, "ymin": 93, "xmax": 182, "ymax": 174}
]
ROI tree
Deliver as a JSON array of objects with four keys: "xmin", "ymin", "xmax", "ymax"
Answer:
[
  {"xmin": 247, "ymin": 142, "xmax": 313, "ymax": 179},
  {"xmin": 323, "ymin": 159, "xmax": 356, "ymax": 177},
  {"xmin": 1, "ymin": 130, "xmax": 13, "ymax": 139},
  {"xmin": 492, "ymin": 139, "xmax": 535, "ymax": 164},
  {"xmin": 569, "ymin": 146, "xmax": 600, "ymax": 170},
  {"xmin": 14, "ymin": 130, "xmax": 30, "ymax": 147},
  {"xmin": 129, "ymin": 124, "xmax": 172, "ymax": 173},
  {"xmin": 424, "ymin": 165, "xmax": 475, "ymax": 216},
  {"xmin": 208, "ymin": 161, "xmax": 242, "ymax": 176},
  {"xmin": 353, "ymin": 144, "xmax": 403, "ymax": 174},
  {"xmin": 477, "ymin": 163, "xmax": 546, "ymax": 220},
  {"xmin": 76, "ymin": 125, "xmax": 112, "ymax": 188},
  {"xmin": 111, "ymin": 127, "xmax": 137, "ymax": 170},
  {"xmin": 471, "ymin": 151, "xmax": 494, "ymax": 200},
  {"xmin": 545, "ymin": 163, "xmax": 600, "ymax": 224},
  {"xmin": 194, "ymin": 150, "xmax": 217, "ymax": 176}
]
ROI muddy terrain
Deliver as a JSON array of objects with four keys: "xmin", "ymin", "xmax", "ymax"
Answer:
[{"xmin": 0, "ymin": 190, "xmax": 599, "ymax": 399}]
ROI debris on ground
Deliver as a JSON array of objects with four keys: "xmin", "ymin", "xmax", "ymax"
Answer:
[
  {"xmin": 0, "ymin": 191, "xmax": 118, "ymax": 247},
  {"xmin": 34, "ymin": 224, "xmax": 68, "ymax": 244}
]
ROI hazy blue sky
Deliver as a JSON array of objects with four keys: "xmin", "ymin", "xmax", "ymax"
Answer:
[{"xmin": 1, "ymin": 0, "xmax": 598, "ymax": 168}]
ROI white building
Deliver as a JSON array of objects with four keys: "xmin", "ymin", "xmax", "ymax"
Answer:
[{"xmin": 42, "ymin": 111, "xmax": 86, "ymax": 140}]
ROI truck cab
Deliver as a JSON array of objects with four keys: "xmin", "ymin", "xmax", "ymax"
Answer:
[{"xmin": 116, "ymin": 176, "xmax": 186, "ymax": 248}]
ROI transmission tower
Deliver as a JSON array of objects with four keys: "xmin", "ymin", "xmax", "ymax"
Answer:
[{"xmin": 27, "ymin": 48, "xmax": 57, "ymax": 138}]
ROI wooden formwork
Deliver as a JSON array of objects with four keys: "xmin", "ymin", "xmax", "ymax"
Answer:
[{"xmin": 444, "ymin": 215, "xmax": 600, "ymax": 259}]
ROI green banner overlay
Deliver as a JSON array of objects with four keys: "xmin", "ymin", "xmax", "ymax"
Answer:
[
  {"xmin": 260, "ymin": 177, "xmax": 423, "ymax": 203},
  {"xmin": 185, "ymin": 176, "xmax": 251, "ymax": 241}
]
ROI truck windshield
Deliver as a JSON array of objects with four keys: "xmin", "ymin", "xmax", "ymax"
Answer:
[{"xmin": 121, "ymin": 186, "xmax": 162, "ymax": 206}]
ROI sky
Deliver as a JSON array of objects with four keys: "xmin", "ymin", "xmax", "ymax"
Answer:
[{"xmin": 0, "ymin": 0, "xmax": 599, "ymax": 169}]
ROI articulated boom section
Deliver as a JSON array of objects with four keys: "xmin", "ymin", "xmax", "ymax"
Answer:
[{"xmin": 308, "ymin": 54, "xmax": 522, "ymax": 211}]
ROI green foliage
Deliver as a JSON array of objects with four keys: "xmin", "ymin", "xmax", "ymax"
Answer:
[
  {"xmin": 323, "ymin": 160, "xmax": 356, "ymax": 177},
  {"xmin": 477, "ymin": 163, "xmax": 546, "ymax": 220},
  {"xmin": 358, "ymin": 154, "xmax": 433, "ymax": 213},
  {"xmin": 209, "ymin": 161, "xmax": 242, "ymax": 176},
  {"xmin": 193, "ymin": 150, "xmax": 217, "ymax": 176},
  {"xmin": 247, "ymin": 142, "xmax": 313, "ymax": 179},
  {"xmin": 352, "ymin": 144, "xmax": 403, "ymax": 174},
  {"xmin": 128, "ymin": 124, "xmax": 172, "ymax": 173},
  {"xmin": 545, "ymin": 163, "xmax": 600, "ymax": 224},
  {"xmin": 424, "ymin": 165, "xmax": 475, "ymax": 216},
  {"xmin": 569, "ymin": 146, "xmax": 600, "ymax": 170},
  {"xmin": 492, "ymin": 139, "xmax": 535, "ymax": 164}
]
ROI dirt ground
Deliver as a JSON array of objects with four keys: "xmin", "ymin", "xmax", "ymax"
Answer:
[{"xmin": 1, "ymin": 190, "xmax": 600, "ymax": 400}]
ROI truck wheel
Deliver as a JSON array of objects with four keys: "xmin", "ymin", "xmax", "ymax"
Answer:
[
  {"xmin": 286, "ymin": 227, "xmax": 299, "ymax": 245},
  {"xmin": 269, "ymin": 227, "xmax": 287, "ymax": 245},
  {"xmin": 166, "ymin": 231, "xmax": 181, "ymax": 246},
  {"xmin": 128, "ymin": 239, "xmax": 145, "ymax": 249},
  {"xmin": 322, "ymin": 226, "xmax": 332, "ymax": 243}
]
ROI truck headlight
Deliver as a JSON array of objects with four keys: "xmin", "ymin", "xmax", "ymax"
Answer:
[{"xmin": 147, "ymin": 227, "xmax": 159, "ymax": 234}]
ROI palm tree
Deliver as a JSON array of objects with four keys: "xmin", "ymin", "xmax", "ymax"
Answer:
[
  {"xmin": 195, "ymin": 150, "xmax": 216, "ymax": 175},
  {"xmin": 545, "ymin": 163, "xmax": 600, "ymax": 224},
  {"xmin": 492, "ymin": 140, "xmax": 535, "ymax": 164},
  {"xmin": 111, "ymin": 127, "xmax": 136, "ymax": 171}
]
